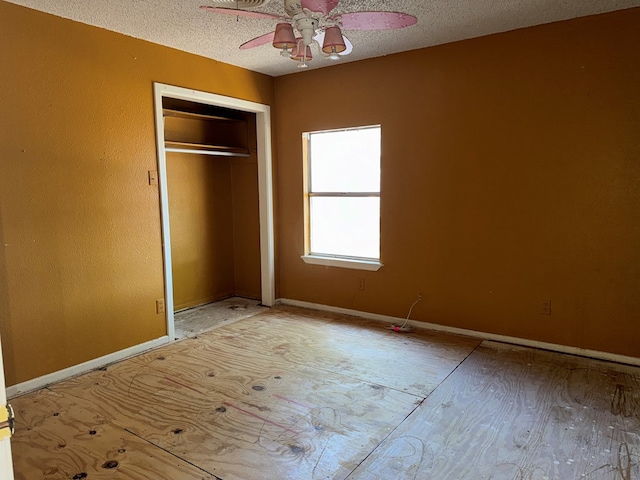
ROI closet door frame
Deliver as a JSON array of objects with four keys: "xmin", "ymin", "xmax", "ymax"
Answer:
[{"xmin": 153, "ymin": 83, "xmax": 275, "ymax": 342}]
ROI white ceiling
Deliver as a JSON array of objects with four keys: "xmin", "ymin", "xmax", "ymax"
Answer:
[{"xmin": 6, "ymin": 0, "xmax": 640, "ymax": 77}]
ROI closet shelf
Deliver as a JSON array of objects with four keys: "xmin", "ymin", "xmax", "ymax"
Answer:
[
  {"xmin": 165, "ymin": 141, "xmax": 250, "ymax": 158},
  {"xmin": 163, "ymin": 108, "xmax": 245, "ymax": 123}
]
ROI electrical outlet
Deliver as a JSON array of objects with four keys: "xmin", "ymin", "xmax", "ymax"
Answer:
[
  {"xmin": 357, "ymin": 278, "xmax": 365, "ymax": 291},
  {"xmin": 541, "ymin": 300, "xmax": 551, "ymax": 316},
  {"xmin": 156, "ymin": 298, "xmax": 165, "ymax": 314}
]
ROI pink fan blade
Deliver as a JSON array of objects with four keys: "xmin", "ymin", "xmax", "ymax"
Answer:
[
  {"xmin": 240, "ymin": 31, "xmax": 276, "ymax": 50},
  {"xmin": 301, "ymin": 0, "xmax": 339, "ymax": 15},
  {"xmin": 200, "ymin": 6, "xmax": 284, "ymax": 20},
  {"xmin": 338, "ymin": 12, "xmax": 417, "ymax": 30}
]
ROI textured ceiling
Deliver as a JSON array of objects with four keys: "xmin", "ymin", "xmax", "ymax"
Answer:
[{"xmin": 6, "ymin": 0, "xmax": 640, "ymax": 77}]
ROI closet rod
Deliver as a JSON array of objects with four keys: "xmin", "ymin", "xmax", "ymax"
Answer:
[{"xmin": 165, "ymin": 147, "xmax": 250, "ymax": 158}]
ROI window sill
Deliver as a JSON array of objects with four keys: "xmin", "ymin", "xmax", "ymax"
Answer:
[{"xmin": 301, "ymin": 255, "xmax": 383, "ymax": 271}]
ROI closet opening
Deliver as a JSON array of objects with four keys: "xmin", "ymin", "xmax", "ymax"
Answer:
[{"xmin": 153, "ymin": 83, "xmax": 274, "ymax": 341}]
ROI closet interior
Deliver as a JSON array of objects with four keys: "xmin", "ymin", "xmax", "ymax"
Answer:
[{"xmin": 162, "ymin": 97, "xmax": 261, "ymax": 314}]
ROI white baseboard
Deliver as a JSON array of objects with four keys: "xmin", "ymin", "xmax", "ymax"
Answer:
[
  {"xmin": 277, "ymin": 298, "xmax": 640, "ymax": 368},
  {"xmin": 6, "ymin": 336, "xmax": 170, "ymax": 399}
]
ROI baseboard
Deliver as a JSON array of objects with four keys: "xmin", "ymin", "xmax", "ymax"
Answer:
[
  {"xmin": 6, "ymin": 336, "xmax": 170, "ymax": 399},
  {"xmin": 277, "ymin": 298, "xmax": 640, "ymax": 368}
]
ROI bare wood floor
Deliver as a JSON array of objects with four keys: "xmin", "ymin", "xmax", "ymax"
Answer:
[
  {"xmin": 174, "ymin": 297, "xmax": 267, "ymax": 340},
  {"xmin": 9, "ymin": 306, "xmax": 640, "ymax": 479}
]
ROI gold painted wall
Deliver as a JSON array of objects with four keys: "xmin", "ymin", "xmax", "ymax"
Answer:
[
  {"xmin": 0, "ymin": 2, "xmax": 274, "ymax": 385},
  {"xmin": 167, "ymin": 115, "xmax": 261, "ymax": 310},
  {"xmin": 274, "ymin": 9, "xmax": 640, "ymax": 358},
  {"xmin": 167, "ymin": 153, "xmax": 236, "ymax": 310},
  {"xmin": 231, "ymin": 114, "xmax": 262, "ymax": 299},
  {"xmin": 231, "ymin": 159, "xmax": 262, "ymax": 299}
]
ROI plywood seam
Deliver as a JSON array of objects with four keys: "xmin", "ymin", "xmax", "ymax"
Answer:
[{"xmin": 122, "ymin": 427, "xmax": 223, "ymax": 480}]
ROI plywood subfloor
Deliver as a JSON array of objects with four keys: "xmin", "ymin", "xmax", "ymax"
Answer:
[
  {"xmin": 9, "ymin": 306, "xmax": 640, "ymax": 479},
  {"xmin": 349, "ymin": 341, "xmax": 640, "ymax": 480},
  {"xmin": 11, "ymin": 389, "xmax": 214, "ymax": 480},
  {"xmin": 174, "ymin": 296, "xmax": 266, "ymax": 340}
]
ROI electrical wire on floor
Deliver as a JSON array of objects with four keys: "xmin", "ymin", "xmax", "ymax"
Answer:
[{"xmin": 388, "ymin": 294, "xmax": 423, "ymax": 333}]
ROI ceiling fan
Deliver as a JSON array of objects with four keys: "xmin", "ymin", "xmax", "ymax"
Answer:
[{"xmin": 201, "ymin": 0, "xmax": 417, "ymax": 68}]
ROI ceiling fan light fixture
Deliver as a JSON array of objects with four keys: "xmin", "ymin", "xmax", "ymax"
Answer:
[
  {"xmin": 272, "ymin": 23, "xmax": 296, "ymax": 50},
  {"xmin": 321, "ymin": 26, "xmax": 346, "ymax": 55},
  {"xmin": 203, "ymin": 1, "xmax": 418, "ymax": 70}
]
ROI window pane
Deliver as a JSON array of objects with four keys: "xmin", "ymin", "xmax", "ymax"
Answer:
[
  {"xmin": 310, "ymin": 127, "xmax": 380, "ymax": 193},
  {"xmin": 310, "ymin": 197, "xmax": 380, "ymax": 259}
]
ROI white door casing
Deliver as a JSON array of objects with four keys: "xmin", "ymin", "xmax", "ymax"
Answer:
[
  {"xmin": 153, "ymin": 83, "xmax": 275, "ymax": 341},
  {"xmin": 0, "ymin": 334, "xmax": 15, "ymax": 480}
]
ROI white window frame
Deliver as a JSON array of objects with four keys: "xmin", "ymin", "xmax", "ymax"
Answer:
[{"xmin": 301, "ymin": 126, "xmax": 383, "ymax": 271}]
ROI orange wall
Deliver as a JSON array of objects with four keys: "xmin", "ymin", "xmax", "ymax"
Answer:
[
  {"xmin": 231, "ymin": 113, "xmax": 262, "ymax": 299},
  {"xmin": 167, "ymin": 115, "xmax": 261, "ymax": 310},
  {"xmin": 0, "ymin": 2, "xmax": 274, "ymax": 385},
  {"xmin": 167, "ymin": 155, "xmax": 262, "ymax": 310},
  {"xmin": 231, "ymin": 159, "xmax": 262, "ymax": 299},
  {"xmin": 274, "ymin": 9, "xmax": 640, "ymax": 358},
  {"xmin": 167, "ymin": 153, "xmax": 236, "ymax": 310}
]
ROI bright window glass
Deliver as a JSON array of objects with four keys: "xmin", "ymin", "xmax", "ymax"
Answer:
[
  {"xmin": 310, "ymin": 128, "xmax": 380, "ymax": 192},
  {"xmin": 310, "ymin": 197, "xmax": 380, "ymax": 258},
  {"xmin": 306, "ymin": 126, "xmax": 381, "ymax": 261}
]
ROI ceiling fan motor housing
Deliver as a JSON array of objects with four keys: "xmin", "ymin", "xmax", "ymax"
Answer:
[{"xmin": 295, "ymin": 17, "xmax": 319, "ymax": 46}]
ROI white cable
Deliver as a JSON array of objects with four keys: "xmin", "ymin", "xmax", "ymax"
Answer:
[
  {"xmin": 388, "ymin": 294, "xmax": 423, "ymax": 333},
  {"xmin": 399, "ymin": 295, "xmax": 422, "ymax": 329}
]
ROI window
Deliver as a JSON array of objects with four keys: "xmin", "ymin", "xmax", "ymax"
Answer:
[{"xmin": 302, "ymin": 125, "xmax": 382, "ymax": 271}]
